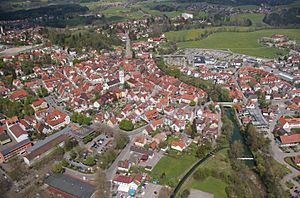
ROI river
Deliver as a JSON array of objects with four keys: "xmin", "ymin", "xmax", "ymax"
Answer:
[{"xmin": 225, "ymin": 107, "xmax": 255, "ymax": 167}]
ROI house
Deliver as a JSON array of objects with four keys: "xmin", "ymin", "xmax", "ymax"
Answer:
[
  {"xmin": 134, "ymin": 136, "xmax": 146, "ymax": 147},
  {"xmin": 8, "ymin": 124, "xmax": 28, "ymax": 142},
  {"xmin": 117, "ymin": 160, "xmax": 131, "ymax": 172},
  {"xmin": 280, "ymin": 134, "xmax": 300, "ymax": 147},
  {"xmin": 181, "ymin": 13, "xmax": 193, "ymax": 20},
  {"xmin": 246, "ymin": 101, "xmax": 255, "ymax": 109},
  {"xmin": 23, "ymin": 133, "xmax": 67, "ymax": 166},
  {"xmin": 45, "ymin": 110, "xmax": 70, "ymax": 130},
  {"xmin": 142, "ymin": 125, "xmax": 153, "ymax": 135},
  {"xmin": 293, "ymin": 156, "xmax": 300, "ymax": 166},
  {"xmin": 178, "ymin": 94, "xmax": 198, "ymax": 104},
  {"xmin": 171, "ymin": 139, "xmax": 186, "ymax": 152},
  {"xmin": 279, "ymin": 117, "xmax": 300, "ymax": 129},
  {"xmin": 10, "ymin": 89, "xmax": 27, "ymax": 101},
  {"xmin": 113, "ymin": 173, "xmax": 142, "ymax": 195},
  {"xmin": 31, "ymin": 98, "xmax": 48, "ymax": 111},
  {"xmin": 271, "ymin": 34, "xmax": 287, "ymax": 42},
  {"xmin": 150, "ymin": 118, "xmax": 164, "ymax": 130},
  {"xmin": 152, "ymin": 133, "xmax": 167, "ymax": 144},
  {"xmin": 143, "ymin": 109, "xmax": 159, "ymax": 122}
]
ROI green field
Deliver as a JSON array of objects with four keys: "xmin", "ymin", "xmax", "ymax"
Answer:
[
  {"xmin": 231, "ymin": 13, "xmax": 268, "ymax": 27},
  {"xmin": 188, "ymin": 177, "xmax": 228, "ymax": 198},
  {"xmin": 165, "ymin": 26, "xmax": 251, "ymax": 42},
  {"xmin": 175, "ymin": 29, "xmax": 300, "ymax": 58},
  {"xmin": 181, "ymin": 149, "xmax": 231, "ymax": 198},
  {"xmin": 150, "ymin": 151, "xmax": 197, "ymax": 186}
]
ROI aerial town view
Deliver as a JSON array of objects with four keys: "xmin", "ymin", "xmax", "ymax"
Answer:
[{"xmin": 0, "ymin": 0, "xmax": 300, "ymax": 198}]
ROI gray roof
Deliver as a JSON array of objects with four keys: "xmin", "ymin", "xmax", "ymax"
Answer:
[
  {"xmin": 28, "ymin": 127, "xmax": 71, "ymax": 153},
  {"xmin": 45, "ymin": 174, "xmax": 95, "ymax": 198}
]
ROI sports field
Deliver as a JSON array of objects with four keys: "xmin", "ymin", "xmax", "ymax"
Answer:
[{"xmin": 174, "ymin": 29, "xmax": 300, "ymax": 58}]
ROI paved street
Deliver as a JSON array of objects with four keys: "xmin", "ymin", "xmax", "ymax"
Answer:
[{"xmin": 265, "ymin": 101, "xmax": 300, "ymax": 195}]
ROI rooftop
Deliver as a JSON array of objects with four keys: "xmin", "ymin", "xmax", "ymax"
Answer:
[{"xmin": 45, "ymin": 174, "xmax": 95, "ymax": 198}]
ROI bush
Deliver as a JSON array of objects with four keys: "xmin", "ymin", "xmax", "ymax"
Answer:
[
  {"xmin": 193, "ymin": 168, "xmax": 209, "ymax": 181},
  {"xmin": 83, "ymin": 156, "xmax": 96, "ymax": 166},
  {"xmin": 52, "ymin": 162, "xmax": 64, "ymax": 173},
  {"xmin": 119, "ymin": 119, "xmax": 134, "ymax": 131},
  {"xmin": 181, "ymin": 189, "xmax": 190, "ymax": 198}
]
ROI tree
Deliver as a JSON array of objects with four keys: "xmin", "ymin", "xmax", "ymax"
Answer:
[
  {"xmin": 115, "ymin": 133, "xmax": 129, "ymax": 150},
  {"xmin": 193, "ymin": 168, "xmax": 209, "ymax": 181},
  {"xmin": 230, "ymin": 140, "xmax": 244, "ymax": 159},
  {"xmin": 52, "ymin": 162, "xmax": 64, "ymax": 173},
  {"xmin": 119, "ymin": 119, "xmax": 134, "ymax": 131},
  {"xmin": 158, "ymin": 187, "xmax": 171, "ymax": 198},
  {"xmin": 181, "ymin": 189, "xmax": 190, "ymax": 198},
  {"xmin": 189, "ymin": 100, "xmax": 196, "ymax": 106},
  {"xmin": 95, "ymin": 169, "xmax": 110, "ymax": 198},
  {"xmin": 83, "ymin": 156, "xmax": 96, "ymax": 166},
  {"xmin": 37, "ymin": 87, "xmax": 49, "ymax": 97},
  {"xmin": 71, "ymin": 112, "xmax": 91, "ymax": 125},
  {"xmin": 64, "ymin": 138, "xmax": 77, "ymax": 151},
  {"xmin": 0, "ymin": 177, "xmax": 11, "ymax": 196}
]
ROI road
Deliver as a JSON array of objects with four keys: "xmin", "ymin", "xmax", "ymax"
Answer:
[
  {"xmin": 64, "ymin": 167, "xmax": 96, "ymax": 182},
  {"xmin": 125, "ymin": 30, "xmax": 132, "ymax": 59},
  {"xmin": 266, "ymin": 101, "xmax": 300, "ymax": 195},
  {"xmin": 0, "ymin": 44, "xmax": 42, "ymax": 57}
]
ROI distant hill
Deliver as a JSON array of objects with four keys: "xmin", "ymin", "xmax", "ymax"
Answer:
[
  {"xmin": 176, "ymin": 0, "xmax": 297, "ymax": 6},
  {"xmin": 0, "ymin": 4, "xmax": 88, "ymax": 21}
]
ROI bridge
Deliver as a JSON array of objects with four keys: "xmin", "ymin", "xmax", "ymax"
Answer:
[
  {"xmin": 237, "ymin": 155, "xmax": 255, "ymax": 160},
  {"xmin": 217, "ymin": 102, "xmax": 235, "ymax": 107},
  {"xmin": 237, "ymin": 157, "xmax": 255, "ymax": 160}
]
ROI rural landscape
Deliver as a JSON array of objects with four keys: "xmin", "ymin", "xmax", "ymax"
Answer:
[{"xmin": 0, "ymin": 0, "xmax": 300, "ymax": 198}]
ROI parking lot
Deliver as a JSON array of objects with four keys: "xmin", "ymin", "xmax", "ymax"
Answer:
[{"xmin": 86, "ymin": 134, "xmax": 113, "ymax": 155}]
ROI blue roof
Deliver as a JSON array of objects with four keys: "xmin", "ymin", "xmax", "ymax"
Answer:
[{"xmin": 0, "ymin": 139, "xmax": 31, "ymax": 156}]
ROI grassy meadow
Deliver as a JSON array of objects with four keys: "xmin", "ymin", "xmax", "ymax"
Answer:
[{"xmin": 171, "ymin": 28, "xmax": 300, "ymax": 58}]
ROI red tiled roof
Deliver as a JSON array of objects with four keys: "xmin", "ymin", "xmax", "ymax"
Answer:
[
  {"xmin": 45, "ymin": 110, "xmax": 68, "ymax": 127},
  {"xmin": 113, "ymin": 175, "xmax": 132, "ymax": 184},
  {"xmin": 9, "ymin": 124, "xmax": 27, "ymax": 138},
  {"xmin": 10, "ymin": 89, "xmax": 27, "ymax": 100},
  {"xmin": 280, "ymin": 134, "xmax": 300, "ymax": 144},
  {"xmin": 32, "ymin": 98, "xmax": 46, "ymax": 107}
]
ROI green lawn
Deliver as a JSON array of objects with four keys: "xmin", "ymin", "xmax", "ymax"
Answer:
[
  {"xmin": 176, "ymin": 29, "xmax": 300, "ymax": 58},
  {"xmin": 150, "ymin": 152, "xmax": 197, "ymax": 185},
  {"xmin": 181, "ymin": 149, "xmax": 230, "ymax": 198},
  {"xmin": 101, "ymin": 7, "xmax": 145, "ymax": 19},
  {"xmin": 165, "ymin": 26, "xmax": 250, "ymax": 42},
  {"xmin": 230, "ymin": 13, "xmax": 268, "ymax": 27},
  {"xmin": 188, "ymin": 177, "xmax": 228, "ymax": 198}
]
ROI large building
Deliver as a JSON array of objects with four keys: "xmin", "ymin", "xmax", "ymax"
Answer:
[
  {"xmin": 45, "ymin": 174, "xmax": 95, "ymax": 198},
  {"xmin": 45, "ymin": 110, "xmax": 70, "ymax": 131},
  {"xmin": 23, "ymin": 133, "xmax": 67, "ymax": 166},
  {"xmin": 0, "ymin": 139, "xmax": 32, "ymax": 163}
]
